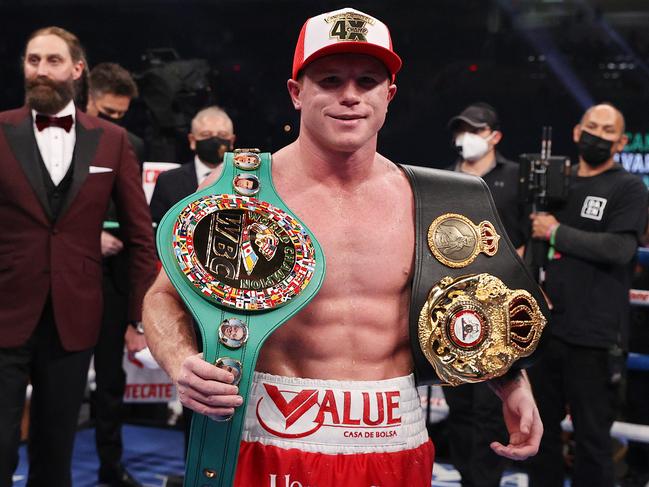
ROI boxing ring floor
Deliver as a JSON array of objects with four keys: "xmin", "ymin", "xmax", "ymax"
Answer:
[
  {"xmin": 12, "ymin": 425, "xmax": 185, "ymax": 487},
  {"xmin": 11, "ymin": 425, "xmax": 567, "ymax": 487}
]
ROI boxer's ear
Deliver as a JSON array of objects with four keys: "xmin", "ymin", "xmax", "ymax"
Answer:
[
  {"xmin": 287, "ymin": 78, "xmax": 302, "ymax": 110},
  {"xmin": 387, "ymin": 83, "xmax": 397, "ymax": 103}
]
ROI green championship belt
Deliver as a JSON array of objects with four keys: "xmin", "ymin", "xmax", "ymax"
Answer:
[{"xmin": 156, "ymin": 149, "xmax": 326, "ymax": 487}]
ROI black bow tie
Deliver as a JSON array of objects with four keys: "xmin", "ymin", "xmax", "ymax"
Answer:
[{"xmin": 35, "ymin": 114, "xmax": 74, "ymax": 133}]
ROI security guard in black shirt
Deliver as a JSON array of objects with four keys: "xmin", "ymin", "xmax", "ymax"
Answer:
[
  {"xmin": 527, "ymin": 103, "xmax": 648, "ymax": 487},
  {"xmin": 444, "ymin": 103, "xmax": 529, "ymax": 487}
]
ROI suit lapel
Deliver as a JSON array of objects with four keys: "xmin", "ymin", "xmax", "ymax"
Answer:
[
  {"xmin": 184, "ymin": 161, "xmax": 199, "ymax": 195},
  {"xmin": 57, "ymin": 115, "xmax": 102, "ymax": 220},
  {"xmin": 2, "ymin": 111, "xmax": 52, "ymax": 220}
]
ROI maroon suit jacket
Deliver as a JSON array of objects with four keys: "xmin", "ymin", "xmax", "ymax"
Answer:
[{"xmin": 0, "ymin": 106, "xmax": 157, "ymax": 351}]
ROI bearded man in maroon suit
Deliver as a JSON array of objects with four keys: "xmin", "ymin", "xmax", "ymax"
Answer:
[{"xmin": 0, "ymin": 27, "xmax": 156, "ymax": 487}]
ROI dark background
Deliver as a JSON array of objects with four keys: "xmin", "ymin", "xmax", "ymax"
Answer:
[
  {"xmin": 1, "ymin": 0, "xmax": 648, "ymax": 169},
  {"xmin": 4, "ymin": 0, "xmax": 649, "ymax": 473}
]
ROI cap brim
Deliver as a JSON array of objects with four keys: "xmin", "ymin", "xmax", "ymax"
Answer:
[
  {"xmin": 447, "ymin": 115, "xmax": 489, "ymax": 131},
  {"xmin": 293, "ymin": 42, "xmax": 402, "ymax": 80}
]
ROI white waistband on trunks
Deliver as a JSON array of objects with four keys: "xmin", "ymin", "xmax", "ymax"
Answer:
[{"xmin": 241, "ymin": 372, "xmax": 429, "ymax": 454}]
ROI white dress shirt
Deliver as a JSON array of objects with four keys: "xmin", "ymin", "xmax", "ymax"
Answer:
[
  {"xmin": 194, "ymin": 155, "xmax": 215, "ymax": 186},
  {"xmin": 32, "ymin": 101, "xmax": 76, "ymax": 186}
]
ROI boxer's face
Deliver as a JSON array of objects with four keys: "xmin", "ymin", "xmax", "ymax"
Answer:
[{"xmin": 288, "ymin": 54, "xmax": 397, "ymax": 154}]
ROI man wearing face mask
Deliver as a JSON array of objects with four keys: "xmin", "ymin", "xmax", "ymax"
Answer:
[
  {"xmin": 443, "ymin": 103, "xmax": 528, "ymax": 487},
  {"xmin": 526, "ymin": 103, "xmax": 648, "ymax": 487},
  {"xmin": 86, "ymin": 62, "xmax": 150, "ymax": 487},
  {"xmin": 449, "ymin": 103, "xmax": 528, "ymax": 253},
  {"xmin": 149, "ymin": 106, "xmax": 235, "ymax": 225},
  {"xmin": 87, "ymin": 63, "xmax": 144, "ymax": 162}
]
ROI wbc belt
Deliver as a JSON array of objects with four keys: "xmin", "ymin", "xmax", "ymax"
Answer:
[
  {"xmin": 156, "ymin": 150, "xmax": 325, "ymax": 487},
  {"xmin": 402, "ymin": 165, "xmax": 549, "ymax": 386}
]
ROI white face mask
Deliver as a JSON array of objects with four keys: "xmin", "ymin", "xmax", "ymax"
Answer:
[{"xmin": 455, "ymin": 132, "xmax": 495, "ymax": 162}]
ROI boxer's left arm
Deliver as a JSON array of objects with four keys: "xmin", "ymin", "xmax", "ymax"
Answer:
[{"xmin": 488, "ymin": 370, "xmax": 543, "ymax": 461}]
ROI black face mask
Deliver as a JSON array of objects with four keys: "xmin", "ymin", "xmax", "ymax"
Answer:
[
  {"xmin": 195, "ymin": 136, "xmax": 230, "ymax": 165},
  {"xmin": 97, "ymin": 111, "xmax": 124, "ymax": 127},
  {"xmin": 578, "ymin": 130, "xmax": 615, "ymax": 168}
]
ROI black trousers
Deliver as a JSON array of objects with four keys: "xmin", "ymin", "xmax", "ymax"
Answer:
[
  {"xmin": 526, "ymin": 336, "xmax": 618, "ymax": 487},
  {"xmin": 0, "ymin": 299, "xmax": 92, "ymax": 487},
  {"xmin": 443, "ymin": 382, "xmax": 508, "ymax": 487},
  {"xmin": 624, "ymin": 305, "xmax": 649, "ymax": 477},
  {"xmin": 93, "ymin": 271, "xmax": 129, "ymax": 469}
]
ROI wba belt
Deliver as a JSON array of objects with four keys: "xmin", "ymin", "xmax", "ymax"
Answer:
[
  {"xmin": 156, "ymin": 150, "xmax": 325, "ymax": 487},
  {"xmin": 402, "ymin": 165, "xmax": 549, "ymax": 386}
]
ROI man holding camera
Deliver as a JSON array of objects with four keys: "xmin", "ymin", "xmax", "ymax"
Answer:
[{"xmin": 527, "ymin": 103, "xmax": 648, "ymax": 487}]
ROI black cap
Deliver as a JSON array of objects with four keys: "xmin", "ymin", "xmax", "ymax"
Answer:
[{"xmin": 448, "ymin": 103, "xmax": 500, "ymax": 132}]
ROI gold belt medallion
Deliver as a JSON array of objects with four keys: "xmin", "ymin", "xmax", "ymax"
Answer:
[
  {"xmin": 418, "ymin": 273, "xmax": 546, "ymax": 386},
  {"xmin": 427, "ymin": 213, "xmax": 500, "ymax": 268}
]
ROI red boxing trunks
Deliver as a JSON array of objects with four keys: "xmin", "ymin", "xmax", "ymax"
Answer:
[{"xmin": 234, "ymin": 373, "xmax": 434, "ymax": 487}]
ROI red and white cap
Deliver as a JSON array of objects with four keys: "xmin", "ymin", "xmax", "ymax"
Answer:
[{"xmin": 292, "ymin": 7, "xmax": 402, "ymax": 81}]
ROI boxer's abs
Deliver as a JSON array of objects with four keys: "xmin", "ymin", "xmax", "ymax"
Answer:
[{"xmin": 256, "ymin": 292, "xmax": 414, "ymax": 381}]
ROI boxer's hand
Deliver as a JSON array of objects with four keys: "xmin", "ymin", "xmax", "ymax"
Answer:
[
  {"xmin": 101, "ymin": 231, "xmax": 124, "ymax": 256},
  {"xmin": 529, "ymin": 213, "xmax": 559, "ymax": 240},
  {"xmin": 490, "ymin": 371, "xmax": 543, "ymax": 461},
  {"xmin": 176, "ymin": 353, "xmax": 243, "ymax": 421}
]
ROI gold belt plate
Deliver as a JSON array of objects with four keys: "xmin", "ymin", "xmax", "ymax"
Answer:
[
  {"xmin": 418, "ymin": 273, "xmax": 546, "ymax": 386},
  {"xmin": 427, "ymin": 213, "xmax": 500, "ymax": 268}
]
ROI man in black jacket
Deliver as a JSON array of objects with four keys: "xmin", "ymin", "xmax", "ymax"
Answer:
[
  {"xmin": 149, "ymin": 106, "xmax": 235, "ymax": 225},
  {"xmin": 86, "ymin": 62, "xmax": 148, "ymax": 487}
]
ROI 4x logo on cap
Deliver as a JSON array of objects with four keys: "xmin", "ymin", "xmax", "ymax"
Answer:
[
  {"xmin": 326, "ymin": 11, "xmax": 374, "ymax": 42},
  {"xmin": 292, "ymin": 7, "xmax": 402, "ymax": 80}
]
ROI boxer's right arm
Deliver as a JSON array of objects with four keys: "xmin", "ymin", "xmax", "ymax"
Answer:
[{"xmin": 143, "ymin": 270, "xmax": 243, "ymax": 419}]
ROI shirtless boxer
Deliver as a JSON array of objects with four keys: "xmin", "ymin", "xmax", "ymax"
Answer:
[{"xmin": 143, "ymin": 7, "xmax": 542, "ymax": 486}]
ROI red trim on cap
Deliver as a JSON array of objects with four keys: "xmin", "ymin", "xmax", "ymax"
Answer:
[
  {"xmin": 292, "ymin": 41, "xmax": 402, "ymax": 81},
  {"xmin": 292, "ymin": 22, "xmax": 308, "ymax": 82}
]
